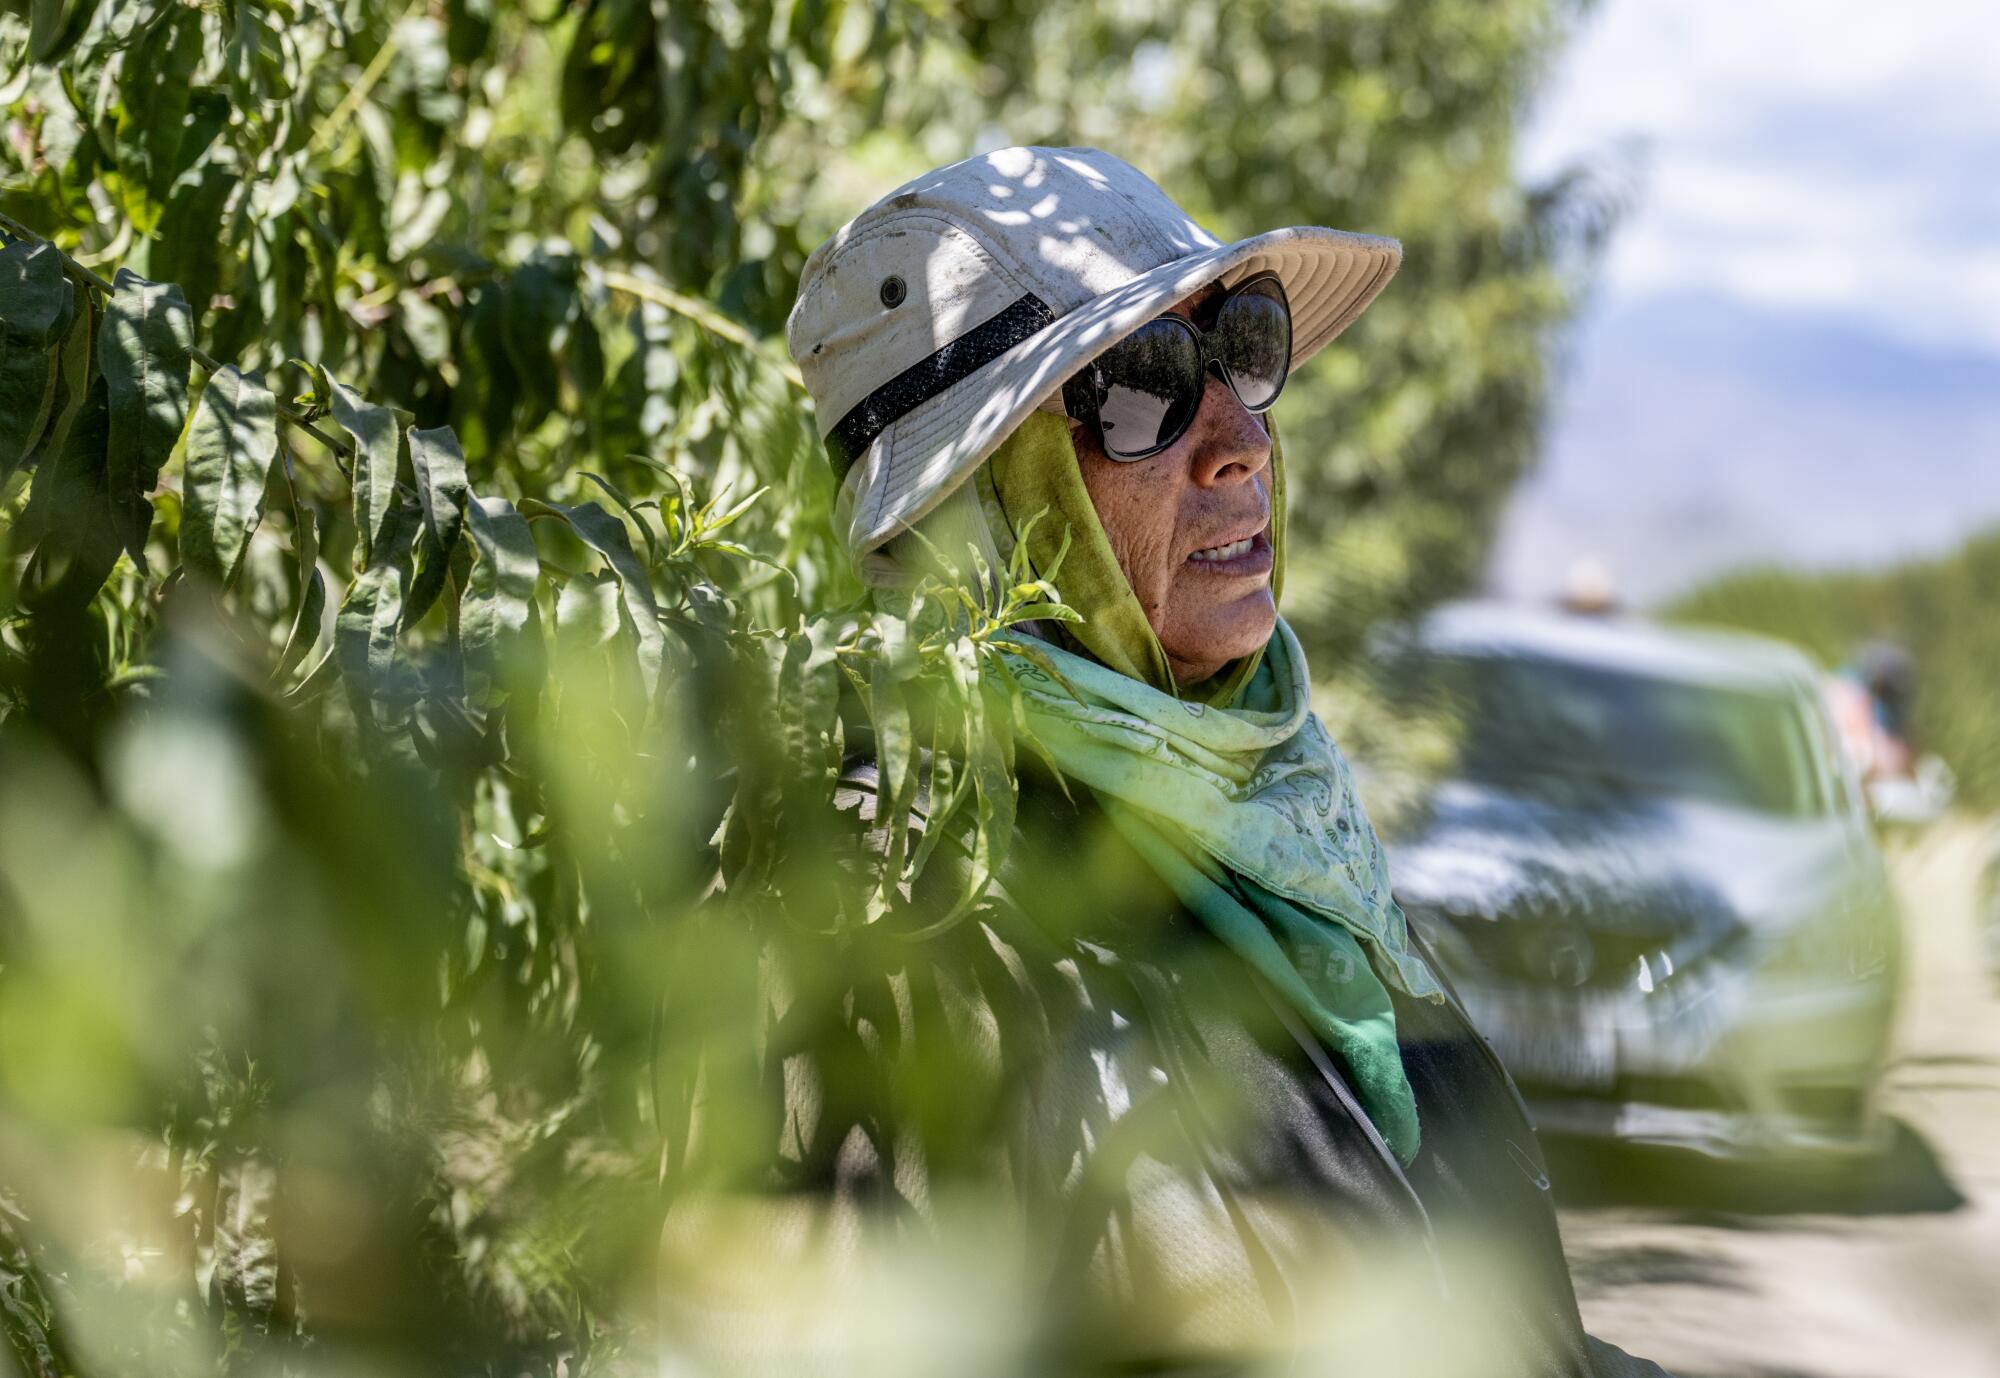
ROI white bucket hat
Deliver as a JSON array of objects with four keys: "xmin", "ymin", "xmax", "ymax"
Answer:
[{"xmin": 786, "ymin": 145, "xmax": 1402, "ymax": 559}]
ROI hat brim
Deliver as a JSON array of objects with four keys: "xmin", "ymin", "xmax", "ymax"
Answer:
[{"xmin": 838, "ymin": 225, "xmax": 1400, "ymax": 556}]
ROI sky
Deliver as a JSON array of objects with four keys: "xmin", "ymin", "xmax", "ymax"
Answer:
[{"xmin": 1489, "ymin": 0, "xmax": 2000, "ymax": 606}]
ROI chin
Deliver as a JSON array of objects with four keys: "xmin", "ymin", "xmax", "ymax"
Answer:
[{"xmin": 1167, "ymin": 592, "xmax": 1277, "ymax": 674}]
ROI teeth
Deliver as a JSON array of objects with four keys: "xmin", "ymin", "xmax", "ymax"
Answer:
[{"xmin": 1190, "ymin": 536, "xmax": 1255, "ymax": 563}]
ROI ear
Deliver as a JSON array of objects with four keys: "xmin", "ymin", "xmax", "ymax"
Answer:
[{"xmin": 1066, "ymin": 413, "xmax": 1106, "ymax": 465}]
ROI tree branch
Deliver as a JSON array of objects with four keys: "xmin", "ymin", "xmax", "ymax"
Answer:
[
  {"xmin": 307, "ymin": 0, "xmax": 429, "ymax": 155},
  {"xmin": 597, "ymin": 268, "xmax": 807, "ymax": 391}
]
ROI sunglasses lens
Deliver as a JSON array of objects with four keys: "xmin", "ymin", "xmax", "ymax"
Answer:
[
  {"xmin": 1215, "ymin": 278, "xmax": 1291, "ymax": 410},
  {"xmin": 1091, "ymin": 320, "xmax": 1203, "ymax": 459}
]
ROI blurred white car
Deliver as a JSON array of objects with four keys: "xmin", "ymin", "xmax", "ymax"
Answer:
[{"xmin": 1379, "ymin": 602, "xmax": 1902, "ymax": 1160}]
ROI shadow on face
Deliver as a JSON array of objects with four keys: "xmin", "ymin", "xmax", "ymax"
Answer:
[{"xmin": 1069, "ymin": 285, "xmax": 1278, "ymax": 687}]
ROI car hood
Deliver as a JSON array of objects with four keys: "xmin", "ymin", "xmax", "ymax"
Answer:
[{"xmin": 1389, "ymin": 780, "xmax": 1863, "ymax": 948}]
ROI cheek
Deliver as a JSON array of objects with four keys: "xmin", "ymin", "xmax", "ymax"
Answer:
[{"xmin": 1082, "ymin": 462, "xmax": 1183, "ymax": 612}]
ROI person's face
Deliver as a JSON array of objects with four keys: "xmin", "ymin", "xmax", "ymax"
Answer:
[{"xmin": 1069, "ymin": 284, "xmax": 1276, "ymax": 687}]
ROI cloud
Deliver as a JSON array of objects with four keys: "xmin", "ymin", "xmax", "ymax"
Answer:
[{"xmin": 1524, "ymin": 0, "xmax": 2000, "ymax": 355}]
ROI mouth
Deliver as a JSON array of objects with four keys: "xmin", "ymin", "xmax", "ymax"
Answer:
[{"xmin": 1185, "ymin": 526, "xmax": 1273, "ymax": 577}]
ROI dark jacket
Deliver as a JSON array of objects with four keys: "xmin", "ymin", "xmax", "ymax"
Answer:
[{"xmin": 726, "ymin": 755, "xmax": 1671, "ymax": 1376}]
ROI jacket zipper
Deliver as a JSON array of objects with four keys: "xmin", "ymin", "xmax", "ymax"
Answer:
[
  {"xmin": 1400, "ymin": 918, "xmax": 1549, "ymax": 1159},
  {"xmin": 1255, "ymin": 978, "xmax": 1451, "ymax": 1300}
]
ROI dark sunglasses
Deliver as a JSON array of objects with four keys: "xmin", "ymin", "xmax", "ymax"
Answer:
[{"xmin": 1061, "ymin": 272, "xmax": 1293, "ymax": 461}]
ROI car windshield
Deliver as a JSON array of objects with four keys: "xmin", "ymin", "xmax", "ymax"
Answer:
[{"xmin": 1418, "ymin": 651, "xmax": 1828, "ymax": 816}]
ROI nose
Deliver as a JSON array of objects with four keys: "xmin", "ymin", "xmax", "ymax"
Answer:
[{"xmin": 1187, "ymin": 373, "xmax": 1271, "ymax": 488}]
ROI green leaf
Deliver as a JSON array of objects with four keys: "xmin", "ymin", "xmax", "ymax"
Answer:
[
  {"xmin": 147, "ymin": 92, "xmax": 236, "ymax": 314},
  {"xmin": 578, "ymin": 470, "xmax": 658, "ymax": 565},
  {"xmin": 114, "ymin": 8, "xmax": 204, "ymax": 227},
  {"xmin": 20, "ymin": 373, "xmax": 119, "ymax": 612},
  {"xmin": 461, "ymin": 283, "xmax": 519, "ymax": 457},
  {"xmin": 335, "ymin": 497, "xmax": 422, "ymax": 721},
  {"xmin": 519, "ymin": 499, "xmax": 663, "ymax": 708},
  {"xmin": 27, "ymin": 0, "xmax": 99, "ymax": 64},
  {"xmin": 556, "ymin": 569, "xmax": 621, "ymax": 649},
  {"xmin": 502, "ymin": 256, "xmax": 567, "ymax": 417},
  {"xmin": 963, "ymin": 707, "xmax": 1017, "ymax": 911},
  {"xmin": 0, "ymin": 240, "xmax": 77, "ymax": 344},
  {"xmin": 900, "ymin": 642, "xmax": 1015, "ymax": 941},
  {"xmin": 780, "ymin": 622, "xmax": 839, "ymax": 775},
  {"xmin": 19, "ymin": 296, "xmax": 95, "ymax": 481},
  {"xmin": 98, "ymin": 268, "xmax": 193, "ymax": 565},
  {"xmin": 0, "ymin": 1266, "xmax": 61, "ymax": 1378},
  {"xmin": 276, "ymin": 504, "xmax": 327, "ymax": 682},
  {"xmin": 96, "ymin": 0, "xmax": 171, "ymax": 47},
  {"xmin": 401, "ymin": 426, "xmax": 471, "ymax": 629},
  {"xmin": 323, "ymin": 375, "xmax": 408, "ymax": 570},
  {"xmin": 870, "ymin": 652, "xmax": 916, "ymax": 890},
  {"xmin": 181, "ymin": 365, "xmax": 278, "ymax": 586},
  {"xmin": 0, "ymin": 335, "xmax": 61, "ymax": 485},
  {"xmin": 409, "ymin": 425, "xmax": 470, "ymax": 555},
  {"xmin": 0, "ymin": 243, "xmax": 75, "ymax": 482},
  {"xmin": 350, "ymin": 102, "xmax": 399, "ymax": 262},
  {"xmin": 567, "ymin": 309, "xmax": 605, "ymax": 398},
  {"xmin": 463, "ymin": 494, "xmax": 540, "ymax": 704},
  {"xmin": 224, "ymin": 0, "xmax": 281, "ymax": 106},
  {"xmin": 693, "ymin": 483, "xmax": 767, "ymax": 542},
  {"xmin": 397, "ymin": 290, "xmax": 452, "ymax": 369},
  {"xmin": 444, "ymin": 0, "xmax": 497, "ymax": 65},
  {"xmin": 987, "ymin": 654, "xmax": 1075, "ymax": 800}
]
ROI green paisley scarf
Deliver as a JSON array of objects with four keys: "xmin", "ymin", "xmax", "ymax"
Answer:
[{"xmin": 994, "ymin": 618, "xmax": 1440, "ymax": 1164}]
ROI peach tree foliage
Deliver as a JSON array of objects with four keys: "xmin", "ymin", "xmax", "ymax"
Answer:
[
  {"xmin": 0, "ymin": 214, "xmax": 1070, "ymax": 1369},
  {"xmin": 0, "ymin": 0, "xmax": 1600, "ymax": 1370},
  {"xmin": 0, "ymin": 8, "xmax": 1050, "ymax": 1370}
]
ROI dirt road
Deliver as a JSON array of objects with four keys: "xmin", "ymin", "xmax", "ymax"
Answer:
[{"xmin": 1556, "ymin": 821, "xmax": 2000, "ymax": 1378}]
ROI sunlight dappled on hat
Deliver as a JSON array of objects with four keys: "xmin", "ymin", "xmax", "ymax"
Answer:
[{"xmin": 785, "ymin": 146, "xmax": 1402, "ymax": 559}]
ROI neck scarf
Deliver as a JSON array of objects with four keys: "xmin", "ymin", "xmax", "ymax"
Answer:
[
  {"xmin": 882, "ymin": 408, "xmax": 1440, "ymax": 1164},
  {"xmin": 993, "ymin": 620, "xmax": 1439, "ymax": 1164}
]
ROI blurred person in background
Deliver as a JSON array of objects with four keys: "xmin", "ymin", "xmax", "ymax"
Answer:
[
  {"xmin": 659, "ymin": 147, "xmax": 1672, "ymax": 1377},
  {"xmin": 1826, "ymin": 638, "xmax": 1957, "ymax": 823},
  {"xmin": 1828, "ymin": 640, "xmax": 1917, "ymax": 784}
]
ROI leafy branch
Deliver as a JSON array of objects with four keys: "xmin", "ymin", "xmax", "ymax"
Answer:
[
  {"xmin": 597, "ymin": 268, "xmax": 807, "ymax": 392},
  {"xmin": 0, "ymin": 209, "xmax": 356, "ymax": 466}
]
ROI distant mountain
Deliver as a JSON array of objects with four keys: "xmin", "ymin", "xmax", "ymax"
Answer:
[{"xmin": 1488, "ymin": 291, "xmax": 2000, "ymax": 607}]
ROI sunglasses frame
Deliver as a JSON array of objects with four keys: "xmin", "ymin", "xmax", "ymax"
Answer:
[{"xmin": 1061, "ymin": 270, "xmax": 1293, "ymax": 462}]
